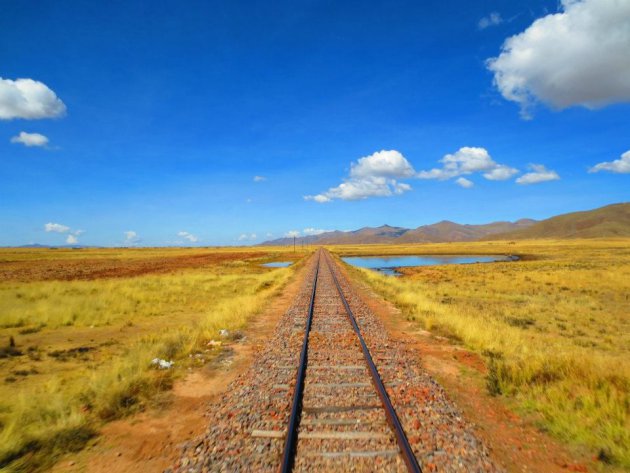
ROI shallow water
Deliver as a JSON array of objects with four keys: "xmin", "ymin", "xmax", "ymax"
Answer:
[
  {"xmin": 262, "ymin": 261, "xmax": 293, "ymax": 268},
  {"xmin": 342, "ymin": 254, "xmax": 514, "ymax": 275}
]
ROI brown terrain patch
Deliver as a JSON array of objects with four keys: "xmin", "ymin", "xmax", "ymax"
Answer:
[
  {"xmin": 336, "ymin": 262, "xmax": 594, "ymax": 473},
  {"xmin": 0, "ymin": 251, "xmax": 267, "ymax": 282},
  {"xmin": 50, "ymin": 256, "xmax": 312, "ymax": 473}
]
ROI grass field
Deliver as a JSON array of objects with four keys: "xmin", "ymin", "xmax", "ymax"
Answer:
[
  {"xmin": 0, "ymin": 246, "xmax": 307, "ymax": 472},
  {"xmin": 331, "ymin": 239, "xmax": 630, "ymax": 469}
]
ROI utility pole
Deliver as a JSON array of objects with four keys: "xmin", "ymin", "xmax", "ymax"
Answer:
[{"xmin": 293, "ymin": 236, "xmax": 296, "ymax": 253}]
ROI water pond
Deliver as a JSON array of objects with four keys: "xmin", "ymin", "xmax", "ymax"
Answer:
[
  {"xmin": 262, "ymin": 261, "xmax": 293, "ymax": 268},
  {"xmin": 342, "ymin": 254, "xmax": 516, "ymax": 275}
]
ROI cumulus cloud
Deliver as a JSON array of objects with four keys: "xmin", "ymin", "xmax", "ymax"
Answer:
[
  {"xmin": 253, "ymin": 175, "xmax": 266, "ymax": 182},
  {"xmin": 44, "ymin": 222, "xmax": 70, "ymax": 233},
  {"xmin": 124, "ymin": 231, "xmax": 141, "ymax": 246},
  {"xmin": 10, "ymin": 131, "xmax": 49, "ymax": 147},
  {"xmin": 483, "ymin": 164, "xmax": 520, "ymax": 181},
  {"xmin": 303, "ymin": 228, "xmax": 329, "ymax": 236},
  {"xmin": 349, "ymin": 150, "xmax": 416, "ymax": 179},
  {"xmin": 305, "ymin": 150, "xmax": 415, "ymax": 202},
  {"xmin": 487, "ymin": 0, "xmax": 630, "ymax": 117},
  {"xmin": 418, "ymin": 147, "xmax": 518, "ymax": 183},
  {"xmin": 44, "ymin": 222, "xmax": 84, "ymax": 244},
  {"xmin": 178, "ymin": 231, "xmax": 199, "ymax": 243},
  {"xmin": 285, "ymin": 230, "xmax": 300, "ymax": 238},
  {"xmin": 478, "ymin": 12, "xmax": 503, "ymax": 29},
  {"xmin": 237, "ymin": 233, "xmax": 257, "ymax": 241},
  {"xmin": 0, "ymin": 77, "xmax": 66, "ymax": 120},
  {"xmin": 516, "ymin": 164, "xmax": 560, "ymax": 184},
  {"xmin": 455, "ymin": 177, "xmax": 474, "ymax": 188},
  {"xmin": 589, "ymin": 150, "xmax": 630, "ymax": 174}
]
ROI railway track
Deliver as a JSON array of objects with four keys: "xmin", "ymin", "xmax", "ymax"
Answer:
[
  {"xmin": 281, "ymin": 249, "xmax": 421, "ymax": 472},
  {"xmin": 173, "ymin": 249, "xmax": 499, "ymax": 472}
]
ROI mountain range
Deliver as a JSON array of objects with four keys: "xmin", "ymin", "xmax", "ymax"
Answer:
[{"xmin": 261, "ymin": 203, "xmax": 630, "ymax": 246}]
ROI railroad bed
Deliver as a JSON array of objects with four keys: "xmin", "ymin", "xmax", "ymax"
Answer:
[{"xmin": 172, "ymin": 249, "xmax": 500, "ymax": 473}]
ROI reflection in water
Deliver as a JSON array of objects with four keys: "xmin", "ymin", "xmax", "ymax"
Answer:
[{"xmin": 342, "ymin": 255, "xmax": 515, "ymax": 276}]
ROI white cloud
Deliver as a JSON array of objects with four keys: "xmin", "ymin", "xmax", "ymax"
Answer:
[
  {"xmin": 10, "ymin": 131, "xmax": 49, "ymax": 147},
  {"xmin": 418, "ymin": 147, "xmax": 518, "ymax": 182},
  {"xmin": 516, "ymin": 164, "xmax": 560, "ymax": 184},
  {"xmin": 285, "ymin": 230, "xmax": 300, "ymax": 238},
  {"xmin": 308, "ymin": 194, "xmax": 332, "ymax": 203},
  {"xmin": 253, "ymin": 175, "xmax": 266, "ymax": 182},
  {"xmin": 0, "ymin": 77, "xmax": 66, "ymax": 120},
  {"xmin": 124, "ymin": 230, "xmax": 141, "ymax": 246},
  {"xmin": 478, "ymin": 12, "xmax": 503, "ymax": 29},
  {"xmin": 349, "ymin": 150, "xmax": 416, "ymax": 179},
  {"xmin": 483, "ymin": 164, "xmax": 520, "ymax": 181},
  {"xmin": 305, "ymin": 150, "xmax": 415, "ymax": 202},
  {"xmin": 589, "ymin": 150, "xmax": 630, "ymax": 174},
  {"xmin": 177, "ymin": 231, "xmax": 199, "ymax": 243},
  {"xmin": 44, "ymin": 222, "xmax": 70, "ymax": 233},
  {"xmin": 487, "ymin": 0, "xmax": 630, "ymax": 117},
  {"xmin": 303, "ymin": 228, "xmax": 330, "ymax": 235},
  {"xmin": 455, "ymin": 177, "xmax": 474, "ymax": 188},
  {"xmin": 237, "ymin": 233, "xmax": 257, "ymax": 241},
  {"xmin": 44, "ymin": 222, "xmax": 84, "ymax": 244}
]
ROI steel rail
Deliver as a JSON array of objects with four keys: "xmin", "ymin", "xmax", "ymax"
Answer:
[
  {"xmin": 280, "ymin": 251, "xmax": 320, "ymax": 473},
  {"xmin": 280, "ymin": 249, "xmax": 421, "ymax": 472},
  {"xmin": 324, "ymin": 252, "xmax": 422, "ymax": 473}
]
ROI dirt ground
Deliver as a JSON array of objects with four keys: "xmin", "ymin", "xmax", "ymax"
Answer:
[
  {"xmin": 52, "ymin": 258, "xmax": 594, "ymax": 473},
  {"xmin": 0, "ymin": 251, "xmax": 267, "ymax": 282}
]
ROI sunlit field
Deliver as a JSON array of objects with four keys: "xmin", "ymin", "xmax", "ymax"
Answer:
[
  {"xmin": 331, "ymin": 239, "xmax": 630, "ymax": 469},
  {"xmin": 0, "ymin": 247, "xmax": 308, "ymax": 472}
]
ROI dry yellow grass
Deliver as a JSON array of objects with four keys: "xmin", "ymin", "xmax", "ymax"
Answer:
[
  {"xmin": 0, "ymin": 247, "xmax": 307, "ymax": 472},
  {"xmin": 331, "ymin": 239, "xmax": 630, "ymax": 469}
]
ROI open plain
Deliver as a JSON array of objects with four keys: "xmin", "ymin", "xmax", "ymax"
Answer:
[
  {"xmin": 0, "ymin": 247, "xmax": 306, "ymax": 472},
  {"xmin": 0, "ymin": 239, "xmax": 628, "ymax": 472}
]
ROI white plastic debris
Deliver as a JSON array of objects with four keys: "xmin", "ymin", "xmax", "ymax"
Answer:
[
  {"xmin": 219, "ymin": 329, "xmax": 230, "ymax": 338},
  {"xmin": 151, "ymin": 358, "xmax": 174, "ymax": 369},
  {"xmin": 207, "ymin": 340, "xmax": 222, "ymax": 347}
]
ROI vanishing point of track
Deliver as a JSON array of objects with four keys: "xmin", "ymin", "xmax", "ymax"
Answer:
[
  {"xmin": 280, "ymin": 249, "xmax": 421, "ymax": 472},
  {"xmin": 173, "ymin": 249, "xmax": 499, "ymax": 472}
]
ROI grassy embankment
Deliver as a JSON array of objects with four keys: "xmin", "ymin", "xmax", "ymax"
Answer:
[
  {"xmin": 332, "ymin": 239, "xmax": 629, "ymax": 469},
  {"xmin": 0, "ymin": 246, "xmax": 307, "ymax": 472}
]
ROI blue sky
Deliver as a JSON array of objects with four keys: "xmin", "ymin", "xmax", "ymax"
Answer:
[{"xmin": 1, "ymin": 0, "xmax": 628, "ymax": 246}]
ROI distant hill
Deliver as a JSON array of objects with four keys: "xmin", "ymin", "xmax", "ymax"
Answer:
[
  {"xmin": 262, "ymin": 203, "xmax": 630, "ymax": 246},
  {"xmin": 396, "ymin": 219, "xmax": 536, "ymax": 243},
  {"xmin": 261, "ymin": 219, "xmax": 537, "ymax": 246},
  {"xmin": 486, "ymin": 203, "xmax": 630, "ymax": 240}
]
